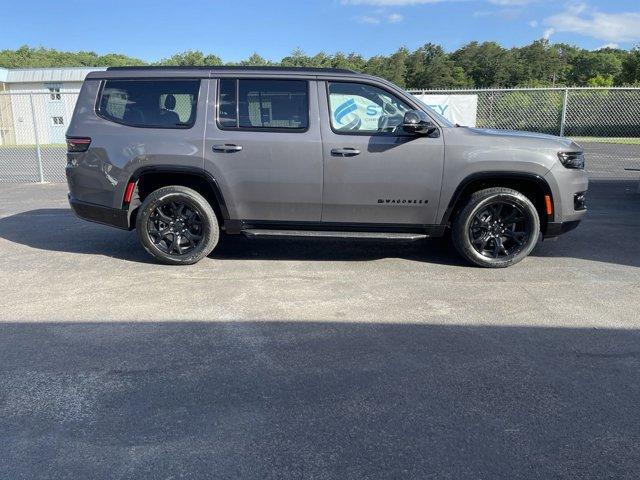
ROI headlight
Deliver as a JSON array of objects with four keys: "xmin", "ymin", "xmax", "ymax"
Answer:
[{"xmin": 558, "ymin": 151, "xmax": 585, "ymax": 169}]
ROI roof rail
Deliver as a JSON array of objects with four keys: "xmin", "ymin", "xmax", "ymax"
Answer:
[{"xmin": 105, "ymin": 65, "xmax": 356, "ymax": 74}]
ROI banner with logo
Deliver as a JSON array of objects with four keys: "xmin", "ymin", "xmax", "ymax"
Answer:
[
  {"xmin": 413, "ymin": 94, "xmax": 478, "ymax": 127},
  {"xmin": 330, "ymin": 94, "xmax": 402, "ymax": 132}
]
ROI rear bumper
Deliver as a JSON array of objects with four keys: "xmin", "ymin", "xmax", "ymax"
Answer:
[
  {"xmin": 68, "ymin": 195, "xmax": 131, "ymax": 230},
  {"xmin": 544, "ymin": 220, "xmax": 581, "ymax": 238}
]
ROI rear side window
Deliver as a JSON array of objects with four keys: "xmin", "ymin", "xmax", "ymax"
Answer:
[
  {"xmin": 217, "ymin": 79, "xmax": 308, "ymax": 131},
  {"xmin": 97, "ymin": 79, "xmax": 200, "ymax": 128}
]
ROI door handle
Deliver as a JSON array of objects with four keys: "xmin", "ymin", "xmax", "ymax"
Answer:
[
  {"xmin": 331, "ymin": 147, "xmax": 361, "ymax": 157},
  {"xmin": 213, "ymin": 144, "xmax": 243, "ymax": 153}
]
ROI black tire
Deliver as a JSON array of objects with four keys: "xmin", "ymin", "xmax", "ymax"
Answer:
[
  {"xmin": 135, "ymin": 185, "xmax": 219, "ymax": 265},
  {"xmin": 452, "ymin": 187, "xmax": 540, "ymax": 268}
]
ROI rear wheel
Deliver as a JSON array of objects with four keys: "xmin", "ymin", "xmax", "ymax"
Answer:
[
  {"xmin": 135, "ymin": 185, "xmax": 219, "ymax": 265},
  {"xmin": 452, "ymin": 187, "xmax": 540, "ymax": 268}
]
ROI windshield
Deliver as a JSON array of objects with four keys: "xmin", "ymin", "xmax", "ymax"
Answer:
[{"xmin": 413, "ymin": 96, "xmax": 456, "ymax": 128}]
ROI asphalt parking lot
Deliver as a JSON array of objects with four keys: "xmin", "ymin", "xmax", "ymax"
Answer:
[{"xmin": 1, "ymin": 181, "xmax": 639, "ymax": 478}]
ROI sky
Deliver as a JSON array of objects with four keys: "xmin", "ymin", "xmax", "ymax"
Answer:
[{"xmin": 1, "ymin": 0, "xmax": 639, "ymax": 62}]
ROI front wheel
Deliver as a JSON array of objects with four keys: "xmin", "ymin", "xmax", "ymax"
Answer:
[
  {"xmin": 452, "ymin": 187, "xmax": 540, "ymax": 268},
  {"xmin": 135, "ymin": 185, "xmax": 219, "ymax": 265}
]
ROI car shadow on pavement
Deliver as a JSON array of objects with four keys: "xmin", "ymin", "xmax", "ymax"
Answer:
[
  {"xmin": 1, "ymin": 321, "xmax": 640, "ymax": 479},
  {"xmin": 0, "ymin": 180, "xmax": 637, "ymax": 267},
  {"xmin": 531, "ymin": 180, "xmax": 640, "ymax": 268},
  {"xmin": 0, "ymin": 209, "xmax": 153, "ymax": 264},
  {"xmin": 0, "ymin": 208, "xmax": 467, "ymax": 266},
  {"xmin": 211, "ymin": 234, "xmax": 466, "ymax": 266}
]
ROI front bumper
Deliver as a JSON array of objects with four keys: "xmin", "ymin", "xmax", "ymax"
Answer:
[
  {"xmin": 542, "ymin": 162, "xmax": 588, "ymax": 239},
  {"xmin": 544, "ymin": 220, "xmax": 582, "ymax": 238},
  {"xmin": 544, "ymin": 163, "xmax": 589, "ymax": 223},
  {"xmin": 69, "ymin": 195, "xmax": 132, "ymax": 230}
]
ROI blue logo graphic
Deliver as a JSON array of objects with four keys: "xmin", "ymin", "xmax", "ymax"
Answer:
[
  {"xmin": 334, "ymin": 98, "xmax": 361, "ymax": 130},
  {"xmin": 426, "ymin": 104, "xmax": 449, "ymax": 116},
  {"xmin": 366, "ymin": 105, "xmax": 380, "ymax": 116}
]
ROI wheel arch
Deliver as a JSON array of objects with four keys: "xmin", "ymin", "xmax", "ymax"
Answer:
[
  {"xmin": 125, "ymin": 166, "xmax": 230, "ymax": 227},
  {"xmin": 442, "ymin": 172, "xmax": 555, "ymax": 233}
]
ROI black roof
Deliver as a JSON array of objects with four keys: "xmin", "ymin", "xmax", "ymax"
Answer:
[{"xmin": 106, "ymin": 65, "xmax": 355, "ymax": 74}]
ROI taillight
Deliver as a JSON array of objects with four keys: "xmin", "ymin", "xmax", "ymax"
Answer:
[{"xmin": 66, "ymin": 137, "xmax": 91, "ymax": 153}]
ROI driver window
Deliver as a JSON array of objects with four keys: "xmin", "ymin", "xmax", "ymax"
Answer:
[{"xmin": 328, "ymin": 82, "xmax": 411, "ymax": 134}]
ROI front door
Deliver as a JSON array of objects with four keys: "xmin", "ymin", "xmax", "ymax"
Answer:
[
  {"xmin": 204, "ymin": 77, "xmax": 323, "ymax": 222},
  {"xmin": 319, "ymin": 80, "xmax": 444, "ymax": 226}
]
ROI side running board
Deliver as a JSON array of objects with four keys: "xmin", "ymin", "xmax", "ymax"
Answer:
[{"xmin": 241, "ymin": 229, "xmax": 428, "ymax": 241}]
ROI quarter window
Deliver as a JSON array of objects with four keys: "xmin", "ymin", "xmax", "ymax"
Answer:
[
  {"xmin": 97, "ymin": 79, "xmax": 200, "ymax": 128},
  {"xmin": 328, "ymin": 82, "xmax": 411, "ymax": 134},
  {"xmin": 218, "ymin": 79, "xmax": 237, "ymax": 128},
  {"xmin": 217, "ymin": 79, "xmax": 308, "ymax": 130}
]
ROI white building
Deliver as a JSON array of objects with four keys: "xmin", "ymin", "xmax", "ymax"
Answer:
[{"xmin": 0, "ymin": 67, "xmax": 106, "ymax": 145}]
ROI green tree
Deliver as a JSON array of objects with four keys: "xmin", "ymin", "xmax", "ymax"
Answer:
[
  {"xmin": 0, "ymin": 45, "xmax": 146, "ymax": 68},
  {"xmin": 451, "ymin": 41, "xmax": 513, "ymax": 87},
  {"xmin": 238, "ymin": 53, "xmax": 273, "ymax": 66},
  {"xmin": 364, "ymin": 47, "xmax": 408, "ymax": 87},
  {"xmin": 406, "ymin": 43, "xmax": 472, "ymax": 89},
  {"xmin": 566, "ymin": 50, "xmax": 622, "ymax": 85},
  {"xmin": 620, "ymin": 47, "xmax": 640, "ymax": 85},
  {"xmin": 334, "ymin": 52, "xmax": 366, "ymax": 72},
  {"xmin": 308, "ymin": 52, "xmax": 332, "ymax": 68},
  {"xmin": 280, "ymin": 48, "xmax": 312, "ymax": 67},
  {"xmin": 1, "ymin": 42, "xmax": 639, "ymax": 89},
  {"xmin": 512, "ymin": 40, "xmax": 565, "ymax": 86},
  {"xmin": 586, "ymin": 74, "xmax": 615, "ymax": 87},
  {"xmin": 158, "ymin": 50, "xmax": 221, "ymax": 66}
]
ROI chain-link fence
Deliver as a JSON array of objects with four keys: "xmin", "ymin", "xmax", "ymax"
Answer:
[
  {"xmin": 410, "ymin": 87, "xmax": 640, "ymax": 179},
  {"xmin": 1, "ymin": 87, "xmax": 639, "ymax": 183},
  {"xmin": 0, "ymin": 90, "xmax": 78, "ymax": 183}
]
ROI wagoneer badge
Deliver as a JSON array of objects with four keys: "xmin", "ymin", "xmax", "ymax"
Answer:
[{"xmin": 377, "ymin": 199, "xmax": 429, "ymax": 204}]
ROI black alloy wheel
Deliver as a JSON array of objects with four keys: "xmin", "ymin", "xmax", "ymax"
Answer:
[
  {"xmin": 452, "ymin": 187, "xmax": 540, "ymax": 268},
  {"xmin": 147, "ymin": 201, "xmax": 204, "ymax": 256},
  {"xmin": 136, "ymin": 185, "xmax": 219, "ymax": 265},
  {"xmin": 469, "ymin": 201, "xmax": 529, "ymax": 259}
]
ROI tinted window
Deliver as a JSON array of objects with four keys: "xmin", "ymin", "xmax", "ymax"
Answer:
[
  {"xmin": 217, "ymin": 79, "xmax": 308, "ymax": 130},
  {"xmin": 98, "ymin": 79, "xmax": 200, "ymax": 128},
  {"xmin": 328, "ymin": 82, "xmax": 411, "ymax": 134},
  {"xmin": 218, "ymin": 79, "xmax": 237, "ymax": 128}
]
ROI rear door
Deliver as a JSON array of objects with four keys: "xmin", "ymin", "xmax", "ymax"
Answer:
[
  {"xmin": 204, "ymin": 77, "xmax": 323, "ymax": 222},
  {"xmin": 318, "ymin": 80, "xmax": 444, "ymax": 226}
]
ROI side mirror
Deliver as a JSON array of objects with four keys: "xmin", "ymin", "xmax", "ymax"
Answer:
[{"xmin": 403, "ymin": 110, "xmax": 438, "ymax": 136}]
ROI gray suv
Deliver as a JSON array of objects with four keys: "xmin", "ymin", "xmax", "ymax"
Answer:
[{"xmin": 66, "ymin": 66, "xmax": 587, "ymax": 267}]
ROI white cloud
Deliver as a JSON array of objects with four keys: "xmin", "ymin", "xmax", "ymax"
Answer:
[
  {"xmin": 565, "ymin": 2, "xmax": 588, "ymax": 16},
  {"xmin": 343, "ymin": 0, "xmax": 452, "ymax": 5},
  {"xmin": 345, "ymin": 0, "xmax": 640, "ymax": 44},
  {"xmin": 343, "ymin": 0, "xmax": 538, "ymax": 6},
  {"xmin": 357, "ymin": 13, "xmax": 404, "ymax": 24},
  {"xmin": 488, "ymin": 0, "xmax": 537, "ymax": 5},
  {"xmin": 357, "ymin": 15, "xmax": 382, "ymax": 24},
  {"xmin": 473, "ymin": 8, "xmax": 522, "ymax": 20},
  {"xmin": 596, "ymin": 43, "xmax": 619, "ymax": 50},
  {"xmin": 544, "ymin": 4, "xmax": 640, "ymax": 43}
]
